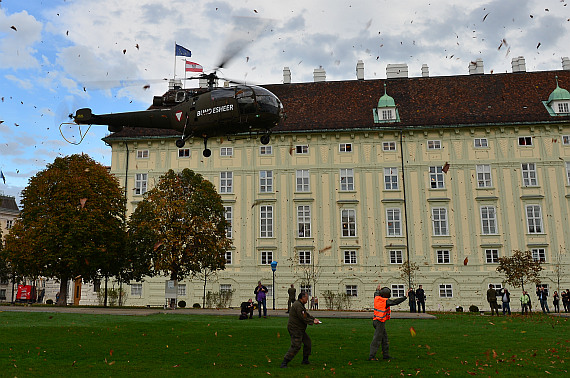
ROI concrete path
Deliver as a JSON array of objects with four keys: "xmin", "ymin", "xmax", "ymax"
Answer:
[{"xmin": 0, "ymin": 305, "xmax": 437, "ymax": 319}]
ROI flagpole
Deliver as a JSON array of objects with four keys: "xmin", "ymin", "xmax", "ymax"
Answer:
[
  {"xmin": 183, "ymin": 60, "xmax": 187, "ymax": 89},
  {"xmin": 173, "ymin": 41, "xmax": 177, "ymax": 80}
]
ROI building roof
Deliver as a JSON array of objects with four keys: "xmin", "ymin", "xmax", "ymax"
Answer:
[
  {"xmin": 0, "ymin": 195, "xmax": 19, "ymax": 212},
  {"xmin": 104, "ymin": 70, "xmax": 570, "ymax": 141}
]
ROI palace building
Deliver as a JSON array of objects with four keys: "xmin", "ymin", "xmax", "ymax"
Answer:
[{"xmin": 102, "ymin": 57, "xmax": 570, "ymax": 311}]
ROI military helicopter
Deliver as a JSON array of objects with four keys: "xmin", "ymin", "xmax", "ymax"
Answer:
[{"xmin": 73, "ymin": 71, "xmax": 283, "ymax": 157}]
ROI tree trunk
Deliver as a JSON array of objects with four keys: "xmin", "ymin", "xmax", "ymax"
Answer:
[
  {"xmin": 104, "ymin": 276, "xmax": 108, "ymax": 307},
  {"xmin": 57, "ymin": 279, "xmax": 69, "ymax": 306},
  {"xmin": 203, "ymin": 274, "xmax": 207, "ymax": 309}
]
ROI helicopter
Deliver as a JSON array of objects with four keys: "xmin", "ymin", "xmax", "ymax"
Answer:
[{"xmin": 73, "ymin": 72, "xmax": 284, "ymax": 157}]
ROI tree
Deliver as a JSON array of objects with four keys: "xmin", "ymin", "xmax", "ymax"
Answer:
[
  {"xmin": 399, "ymin": 260, "xmax": 420, "ymax": 289},
  {"xmin": 0, "ymin": 227, "xmax": 11, "ymax": 283},
  {"xmin": 496, "ymin": 250, "xmax": 543, "ymax": 292},
  {"xmin": 127, "ymin": 169, "xmax": 230, "ymax": 283},
  {"xmin": 3, "ymin": 154, "xmax": 127, "ymax": 305}
]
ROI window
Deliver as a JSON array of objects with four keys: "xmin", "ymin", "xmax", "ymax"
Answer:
[
  {"xmin": 266, "ymin": 285, "xmax": 273, "ymax": 297},
  {"xmin": 298, "ymin": 250, "xmax": 311, "ymax": 265},
  {"xmin": 436, "ymin": 250, "xmax": 451, "ymax": 264},
  {"xmin": 261, "ymin": 251, "xmax": 273, "ymax": 265},
  {"xmin": 428, "ymin": 140, "xmax": 441, "ymax": 150},
  {"xmin": 260, "ymin": 145, "xmax": 273, "ymax": 155},
  {"xmin": 225, "ymin": 251, "xmax": 232, "ymax": 265},
  {"xmin": 300, "ymin": 284, "xmax": 312, "ymax": 297},
  {"xmin": 382, "ymin": 141, "xmax": 396, "ymax": 151},
  {"xmin": 220, "ymin": 171, "xmax": 233, "ymax": 193},
  {"xmin": 391, "ymin": 284, "xmax": 405, "ymax": 298},
  {"xmin": 480, "ymin": 206, "xmax": 497, "ymax": 234},
  {"xmin": 566, "ymin": 162, "xmax": 570, "ymax": 185},
  {"xmin": 224, "ymin": 206, "xmax": 232, "ymax": 238},
  {"xmin": 341, "ymin": 209, "xmax": 356, "ymax": 237},
  {"xmin": 518, "ymin": 136, "xmax": 533, "ymax": 146},
  {"xmin": 386, "ymin": 208, "xmax": 402, "ymax": 236},
  {"xmin": 346, "ymin": 285, "xmax": 358, "ymax": 297},
  {"xmin": 130, "ymin": 283, "xmax": 142, "ymax": 297},
  {"xmin": 136, "ymin": 149, "xmax": 149, "ymax": 159},
  {"xmin": 296, "ymin": 170, "xmax": 310, "ymax": 192},
  {"xmin": 432, "ymin": 208, "xmax": 448, "ymax": 236},
  {"xmin": 558, "ymin": 103, "xmax": 569, "ymax": 113},
  {"xmin": 297, "ymin": 205, "xmax": 311, "ymax": 238},
  {"xmin": 339, "ymin": 143, "xmax": 352, "ymax": 152},
  {"xmin": 485, "ymin": 249, "xmax": 499, "ymax": 263},
  {"xmin": 178, "ymin": 284, "xmax": 186, "ymax": 296},
  {"xmin": 134, "ymin": 173, "xmax": 147, "ymax": 195},
  {"xmin": 220, "ymin": 147, "xmax": 233, "ymax": 157},
  {"xmin": 491, "ymin": 283, "xmax": 503, "ymax": 292},
  {"xmin": 260, "ymin": 205, "xmax": 273, "ymax": 237},
  {"xmin": 526, "ymin": 205, "xmax": 543, "ymax": 234},
  {"xmin": 536, "ymin": 283, "xmax": 549, "ymax": 295},
  {"xmin": 384, "ymin": 167, "xmax": 399, "ymax": 190},
  {"xmin": 476, "ymin": 164, "xmax": 492, "ymax": 188},
  {"xmin": 532, "ymin": 248, "xmax": 546, "ymax": 262},
  {"xmin": 563, "ymin": 135, "xmax": 570, "ymax": 145},
  {"xmin": 474, "ymin": 138, "xmax": 488, "ymax": 148},
  {"xmin": 178, "ymin": 148, "xmax": 190, "ymax": 158},
  {"xmin": 340, "ymin": 168, "xmax": 354, "ymax": 191},
  {"xmin": 259, "ymin": 170, "xmax": 273, "ymax": 193},
  {"xmin": 382, "ymin": 109, "xmax": 393, "ymax": 120},
  {"xmin": 6, "ymin": 220, "xmax": 13, "ymax": 229},
  {"xmin": 295, "ymin": 145, "xmax": 309, "ymax": 154},
  {"xmin": 521, "ymin": 163, "xmax": 538, "ymax": 186},
  {"xmin": 439, "ymin": 284, "xmax": 453, "ymax": 298},
  {"xmin": 220, "ymin": 284, "xmax": 232, "ymax": 293},
  {"xmin": 0, "ymin": 289, "xmax": 6, "ymax": 300},
  {"xmin": 429, "ymin": 166, "xmax": 445, "ymax": 189},
  {"xmin": 344, "ymin": 250, "xmax": 357, "ymax": 264},
  {"xmin": 389, "ymin": 250, "xmax": 403, "ymax": 264}
]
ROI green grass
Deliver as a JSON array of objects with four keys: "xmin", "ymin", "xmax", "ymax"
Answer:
[{"xmin": 0, "ymin": 311, "xmax": 568, "ymax": 377}]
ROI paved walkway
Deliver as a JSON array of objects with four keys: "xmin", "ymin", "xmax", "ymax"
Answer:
[{"xmin": 0, "ymin": 305, "xmax": 436, "ymax": 319}]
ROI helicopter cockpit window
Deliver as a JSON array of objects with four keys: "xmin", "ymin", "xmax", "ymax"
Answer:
[
  {"xmin": 236, "ymin": 86, "xmax": 256, "ymax": 114},
  {"xmin": 254, "ymin": 87, "xmax": 281, "ymax": 113},
  {"xmin": 210, "ymin": 89, "xmax": 235, "ymax": 100}
]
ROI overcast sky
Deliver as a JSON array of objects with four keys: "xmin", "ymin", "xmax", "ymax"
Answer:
[{"xmin": 1, "ymin": 0, "xmax": 570, "ymax": 203}]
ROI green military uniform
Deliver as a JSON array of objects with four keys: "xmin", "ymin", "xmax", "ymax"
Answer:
[
  {"xmin": 283, "ymin": 299, "xmax": 315, "ymax": 365},
  {"xmin": 287, "ymin": 286, "xmax": 296, "ymax": 313}
]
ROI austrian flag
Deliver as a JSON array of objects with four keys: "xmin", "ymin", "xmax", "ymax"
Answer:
[{"xmin": 185, "ymin": 61, "xmax": 204, "ymax": 73}]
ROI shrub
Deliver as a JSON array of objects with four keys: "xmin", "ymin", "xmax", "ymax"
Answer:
[
  {"xmin": 323, "ymin": 290, "xmax": 352, "ymax": 310},
  {"xmin": 192, "ymin": 303, "xmax": 201, "ymax": 308},
  {"xmin": 456, "ymin": 306, "xmax": 463, "ymax": 312},
  {"xmin": 205, "ymin": 289, "xmax": 235, "ymax": 308},
  {"xmin": 97, "ymin": 287, "xmax": 128, "ymax": 306},
  {"xmin": 178, "ymin": 300, "xmax": 186, "ymax": 308},
  {"xmin": 46, "ymin": 299, "xmax": 53, "ymax": 305},
  {"xmin": 469, "ymin": 305, "xmax": 479, "ymax": 312}
]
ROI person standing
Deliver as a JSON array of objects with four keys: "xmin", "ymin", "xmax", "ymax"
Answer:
[
  {"xmin": 501, "ymin": 288, "xmax": 511, "ymax": 315},
  {"xmin": 520, "ymin": 291, "xmax": 530, "ymax": 315},
  {"xmin": 415, "ymin": 285, "xmax": 426, "ymax": 313},
  {"xmin": 487, "ymin": 284, "xmax": 499, "ymax": 316},
  {"xmin": 287, "ymin": 284, "xmax": 296, "ymax": 313},
  {"xmin": 280, "ymin": 292, "xmax": 320, "ymax": 368},
  {"xmin": 536, "ymin": 286, "xmax": 550, "ymax": 313},
  {"xmin": 254, "ymin": 281, "xmax": 268, "ymax": 318},
  {"xmin": 408, "ymin": 288, "xmax": 417, "ymax": 313},
  {"xmin": 562, "ymin": 289, "xmax": 570, "ymax": 313},
  {"xmin": 368, "ymin": 285, "xmax": 408, "ymax": 361},
  {"xmin": 553, "ymin": 291, "xmax": 560, "ymax": 313}
]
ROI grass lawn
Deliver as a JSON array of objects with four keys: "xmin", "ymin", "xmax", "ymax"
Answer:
[{"xmin": 0, "ymin": 310, "xmax": 568, "ymax": 377}]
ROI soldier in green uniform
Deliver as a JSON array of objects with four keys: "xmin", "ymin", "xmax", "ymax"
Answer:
[
  {"xmin": 280, "ymin": 291, "xmax": 320, "ymax": 368},
  {"xmin": 287, "ymin": 284, "xmax": 296, "ymax": 313}
]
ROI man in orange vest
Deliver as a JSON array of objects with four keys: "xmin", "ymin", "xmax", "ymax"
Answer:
[{"xmin": 368, "ymin": 285, "xmax": 409, "ymax": 360}]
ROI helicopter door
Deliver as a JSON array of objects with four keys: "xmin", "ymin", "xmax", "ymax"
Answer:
[{"xmin": 236, "ymin": 87, "xmax": 256, "ymax": 115}]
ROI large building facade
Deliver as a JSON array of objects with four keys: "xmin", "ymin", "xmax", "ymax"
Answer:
[{"xmin": 102, "ymin": 58, "xmax": 570, "ymax": 311}]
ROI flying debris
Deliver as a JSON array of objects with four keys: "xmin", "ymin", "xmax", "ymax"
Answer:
[
  {"xmin": 537, "ymin": 42, "xmax": 541, "ymax": 49},
  {"xmin": 10, "ymin": 25, "xmax": 17, "ymax": 31},
  {"xmin": 482, "ymin": 12, "xmax": 490, "ymax": 22}
]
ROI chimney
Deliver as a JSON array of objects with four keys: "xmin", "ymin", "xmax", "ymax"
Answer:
[
  {"xmin": 469, "ymin": 58, "xmax": 484, "ymax": 74},
  {"xmin": 313, "ymin": 67, "xmax": 326, "ymax": 82},
  {"xmin": 283, "ymin": 67, "xmax": 291, "ymax": 84},
  {"xmin": 168, "ymin": 79, "xmax": 182, "ymax": 90},
  {"xmin": 562, "ymin": 57, "xmax": 570, "ymax": 71},
  {"xmin": 511, "ymin": 56, "xmax": 526, "ymax": 72},
  {"xmin": 421, "ymin": 64, "xmax": 429, "ymax": 77},
  {"xmin": 356, "ymin": 60, "xmax": 364, "ymax": 80},
  {"xmin": 386, "ymin": 63, "xmax": 408, "ymax": 79},
  {"xmin": 199, "ymin": 78, "xmax": 208, "ymax": 88}
]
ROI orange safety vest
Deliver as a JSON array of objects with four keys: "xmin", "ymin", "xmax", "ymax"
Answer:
[{"xmin": 373, "ymin": 296, "xmax": 391, "ymax": 322}]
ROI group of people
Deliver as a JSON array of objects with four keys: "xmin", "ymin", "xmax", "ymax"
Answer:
[
  {"xmin": 487, "ymin": 284, "xmax": 570, "ymax": 315},
  {"xmin": 406, "ymin": 285, "xmax": 426, "ymax": 313}
]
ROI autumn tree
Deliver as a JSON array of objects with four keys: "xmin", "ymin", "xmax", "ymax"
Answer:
[
  {"xmin": 127, "ymin": 169, "xmax": 230, "ymax": 284},
  {"xmin": 496, "ymin": 249, "xmax": 543, "ymax": 292},
  {"xmin": 399, "ymin": 260, "xmax": 420, "ymax": 289},
  {"xmin": 3, "ymin": 154, "xmax": 127, "ymax": 305},
  {"xmin": 0, "ymin": 228, "xmax": 11, "ymax": 283}
]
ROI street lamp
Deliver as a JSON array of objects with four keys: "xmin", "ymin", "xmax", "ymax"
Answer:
[{"xmin": 271, "ymin": 261, "xmax": 278, "ymax": 310}]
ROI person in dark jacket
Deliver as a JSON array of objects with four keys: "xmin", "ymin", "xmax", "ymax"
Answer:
[
  {"xmin": 287, "ymin": 284, "xmax": 296, "ymax": 313},
  {"xmin": 553, "ymin": 291, "xmax": 560, "ymax": 313},
  {"xmin": 536, "ymin": 286, "xmax": 550, "ymax": 313},
  {"xmin": 239, "ymin": 299, "xmax": 254, "ymax": 319},
  {"xmin": 500, "ymin": 288, "xmax": 511, "ymax": 315},
  {"xmin": 487, "ymin": 284, "xmax": 499, "ymax": 316},
  {"xmin": 368, "ymin": 285, "xmax": 408, "ymax": 361},
  {"xmin": 254, "ymin": 281, "xmax": 268, "ymax": 318},
  {"xmin": 415, "ymin": 285, "xmax": 426, "ymax": 313},
  {"xmin": 280, "ymin": 292, "xmax": 320, "ymax": 368},
  {"xmin": 408, "ymin": 288, "xmax": 417, "ymax": 313}
]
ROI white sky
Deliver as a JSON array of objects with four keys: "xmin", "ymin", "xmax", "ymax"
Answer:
[{"xmin": 1, "ymin": 0, "xmax": 570, "ymax": 202}]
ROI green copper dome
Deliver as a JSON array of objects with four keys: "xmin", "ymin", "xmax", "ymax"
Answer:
[
  {"xmin": 377, "ymin": 84, "xmax": 396, "ymax": 108},
  {"xmin": 548, "ymin": 77, "xmax": 570, "ymax": 102}
]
